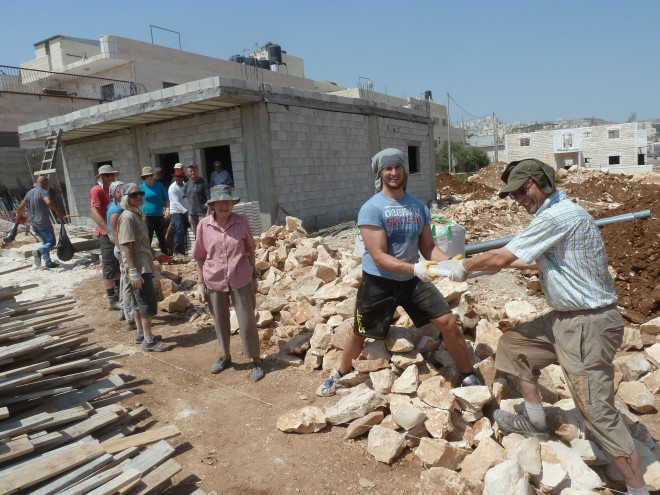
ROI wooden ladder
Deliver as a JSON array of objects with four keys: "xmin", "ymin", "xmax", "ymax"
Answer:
[{"xmin": 35, "ymin": 129, "xmax": 62, "ymax": 177}]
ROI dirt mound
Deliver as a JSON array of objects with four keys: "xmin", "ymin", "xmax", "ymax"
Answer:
[
  {"xmin": 435, "ymin": 173, "xmax": 496, "ymax": 201},
  {"xmin": 467, "ymin": 161, "xmax": 508, "ymax": 189}
]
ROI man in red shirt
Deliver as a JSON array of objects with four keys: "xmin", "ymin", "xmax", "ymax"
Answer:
[{"xmin": 90, "ymin": 164, "xmax": 121, "ymax": 310}]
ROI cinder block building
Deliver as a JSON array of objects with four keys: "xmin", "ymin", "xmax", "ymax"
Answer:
[
  {"xmin": 505, "ymin": 122, "xmax": 651, "ymax": 173},
  {"xmin": 19, "ymin": 77, "xmax": 436, "ymax": 231}
]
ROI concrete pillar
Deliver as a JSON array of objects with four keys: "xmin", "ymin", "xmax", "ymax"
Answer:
[
  {"xmin": 130, "ymin": 125, "xmax": 149, "ymax": 176},
  {"xmin": 240, "ymin": 102, "xmax": 277, "ymax": 228}
]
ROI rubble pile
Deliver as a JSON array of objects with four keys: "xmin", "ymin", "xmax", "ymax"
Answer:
[{"xmin": 252, "ymin": 164, "xmax": 660, "ymax": 493}]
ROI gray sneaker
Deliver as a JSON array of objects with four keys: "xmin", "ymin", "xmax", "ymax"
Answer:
[
  {"xmin": 250, "ymin": 363, "xmax": 265, "ymax": 382},
  {"xmin": 316, "ymin": 370, "xmax": 343, "ymax": 397},
  {"xmin": 107, "ymin": 295, "xmax": 121, "ymax": 311},
  {"xmin": 32, "ymin": 249, "xmax": 42, "ymax": 267},
  {"xmin": 135, "ymin": 333, "xmax": 161, "ymax": 344},
  {"xmin": 210, "ymin": 356, "xmax": 231, "ymax": 374},
  {"xmin": 493, "ymin": 409, "xmax": 550, "ymax": 440},
  {"xmin": 140, "ymin": 337, "xmax": 169, "ymax": 351}
]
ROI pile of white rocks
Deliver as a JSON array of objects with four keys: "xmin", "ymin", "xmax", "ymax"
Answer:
[{"xmin": 257, "ymin": 217, "xmax": 660, "ymax": 494}]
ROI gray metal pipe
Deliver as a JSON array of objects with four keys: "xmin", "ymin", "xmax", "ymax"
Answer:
[{"xmin": 464, "ymin": 209, "xmax": 652, "ymax": 256}]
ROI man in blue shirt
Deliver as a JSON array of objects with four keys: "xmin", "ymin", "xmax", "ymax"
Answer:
[
  {"xmin": 437, "ymin": 159, "xmax": 648, "ymax": 495},
  {"xmin": 317, "ymin": 148, "xmax": 480, "ymax": 397}
]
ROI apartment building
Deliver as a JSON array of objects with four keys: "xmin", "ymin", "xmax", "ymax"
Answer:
[{"xmin": 505, "ymin": 122, "xmax": 650, "ymax": 173}]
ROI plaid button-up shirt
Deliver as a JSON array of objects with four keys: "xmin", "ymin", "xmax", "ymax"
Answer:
[{"xmin": 506, "ymin": 190, "xmax": 617, "ymax": 311}]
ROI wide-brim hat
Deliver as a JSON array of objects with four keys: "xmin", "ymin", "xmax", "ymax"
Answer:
[
  {"xmin": 172, "ymin": 170, "xmax": 186, "ymax": 178},
  {"xmin": 95, "ymin": 164, "xmax": 119, "ymax": 178},
  {"xmin": 141, "ymin": 166, "xmax": 155, "ymax": 178},
  {"xmin": 206, "ymin": 185, "xmax": 239, "ymax": 206},
  {"xmin": 173, "ymin": 162, "xmax": 184, "ymax": 170},
  {"xmin": 498, "ymin": 158, "xmax": 556, "ymax": 199}
]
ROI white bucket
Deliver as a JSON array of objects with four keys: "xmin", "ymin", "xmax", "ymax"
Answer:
[{"xmin": 431, "ymin": 217, "xmax": 466, "ymax": 258}]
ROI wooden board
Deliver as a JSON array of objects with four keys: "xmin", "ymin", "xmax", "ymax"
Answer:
[
  {"xmin": 102, "ymin": 425, "xmax": 181, "ymax": 454},
  {"xmin": 125, "ymin": 459, "xmax": 182, "ymax": 495},
  {"xmin": 0, "ymin": 412, "xmax": 53, "ymax": 441},
  {"xmin": 29, "ymin": 453, "xmax": 113, "ymax": 495},
  {"xmin": 0, "ymin": 439, "xmax": 105, "ymax": 494},
  {"xmin": 0, "ymin": 437, "xmax": 33, "ymax": 464},
  {"xmin": 49, "ymin": 374, "xmax": 124, "ymax": 410}
]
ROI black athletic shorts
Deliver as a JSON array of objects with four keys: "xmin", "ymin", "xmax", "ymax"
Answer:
[
  {"xmin": 134, "ymin": 274, "xmax": 158, "ymax": 318},
  {"xmin": 353, "ymin": 271, "xmax": 452, "ymax": 340},
  {"xmin": 98, "ymin": 234, "xmax": 120, "ymax": 279}
]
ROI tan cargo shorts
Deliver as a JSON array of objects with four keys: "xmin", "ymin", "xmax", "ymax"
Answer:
[{"xmin": 495, "ymin": 304, "xmax": 635, "ymax": 457}]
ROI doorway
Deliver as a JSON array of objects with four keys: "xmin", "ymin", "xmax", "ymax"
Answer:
[
  {"xmin": 157, "ymin": 152, "xmax": 180, "ymax": 188},
  {"xmin": 203, "ymin": 145, "xmax": 232, "ymax": 184}
]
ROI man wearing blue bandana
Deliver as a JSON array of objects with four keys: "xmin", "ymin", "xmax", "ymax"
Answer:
[{"xmin": 317, "ymin": 148, "xmax": 480, "ymax": 397}]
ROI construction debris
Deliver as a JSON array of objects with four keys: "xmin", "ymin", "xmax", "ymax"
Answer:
[{"xmin": 0, "ymin": 283, "xmax": 187, "ymax": 494}]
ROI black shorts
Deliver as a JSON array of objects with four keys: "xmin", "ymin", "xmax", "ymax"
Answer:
[
  {"xmin": 353, "ymin": 271, "xmax": 452, "ymax": 340},
  {"xmin": 98, "ymin": 234, "xmax": 120, "ymax": 279},
  {"xmin": 134, "ymin": 274, "xmax": 158, "ymax": 318}
]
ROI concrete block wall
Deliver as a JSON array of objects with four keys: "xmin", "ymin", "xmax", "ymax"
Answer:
[
  {"xmin": 61, "ymin": 133, "xmax": 137, "ymax": 227},
  {"xmin": 378, "ymin": 117, "xmax": 435, "ymax": 201},
  {"xmin": 267, "ymin": 104, "xmax": 370, "ymax": 228}
]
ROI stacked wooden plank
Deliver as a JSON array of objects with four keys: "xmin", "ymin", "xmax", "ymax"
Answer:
[{"xmin": 0, "ymin": 284, "xmax": 200, "ymax": 495}]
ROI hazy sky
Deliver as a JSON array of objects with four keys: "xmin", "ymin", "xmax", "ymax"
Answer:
[{"xmin": 2, "ymin": 0, "xmax": 656, "ymax": 125}]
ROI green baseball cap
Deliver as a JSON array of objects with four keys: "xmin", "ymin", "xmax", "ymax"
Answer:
[{"xmin": 498, "ymin": 158, "xmax": 556, "ymax": 199}]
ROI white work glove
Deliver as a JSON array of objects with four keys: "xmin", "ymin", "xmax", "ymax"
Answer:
[
  {"xmin": 196, "ymin": 282, "xmax": 207, "ymax": 303},
  {"xmin": 430, "ymin": 259, "xmax": 469, "ymax": 282},
  {"xmin": 413, "ymin": 260, "xmax": 437, "ymax": 282},
  {"xmin": 128, "ymin": 268, "xmax": 144, "ymax": 290}
]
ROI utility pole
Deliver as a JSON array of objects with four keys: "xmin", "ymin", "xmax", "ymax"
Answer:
[
  {"xmin": 493, "ymin": 112, "xmax": 498, "ymax": 163},
  {"xmin": 447, "ymin": 92, "xmax": 452, "ymax": 173}
]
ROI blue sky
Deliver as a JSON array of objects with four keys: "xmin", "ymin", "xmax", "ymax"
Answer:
[{"xmin": 2, "ymin": 0, "xmax": 657, "ymax": 124}]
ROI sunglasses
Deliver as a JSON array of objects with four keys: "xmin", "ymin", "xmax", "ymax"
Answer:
[
  {"xmin": 510, "ymin": 178, "xmax": 535, "ymax": 199},
  {"xmin": 102, "ymin": 173, "xmax": 115, "ymax": 177},
  {"xmin": 127, "ymin": 191, "xmax": 146, "ymax": 198},
  {"xmin": 142, "ymin": 174, "xmax": 155, "ymax": 178}
]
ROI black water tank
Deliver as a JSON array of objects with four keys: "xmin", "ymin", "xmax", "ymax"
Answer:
[
  {"xmin": 244, "ymin": 57, "xmax": 258, "ymax": 66},
  {"xmin": 257, "ymin": 58, "xmax": 271, "ymax": 70},
  {"xmin": 267, "ymin": 44, "xmax": 282, "ymax": 64},
  {"xmin": 424, "ymin": 90, "xmax": 433, "ymax": 101},
  {"xmin": 229, "ymin": 54, "xmax": 245, "ymax": 64}
]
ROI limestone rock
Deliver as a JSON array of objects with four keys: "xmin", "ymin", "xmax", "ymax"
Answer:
[
  {"xmin": 335, "ymin": 297, "xmax": 355, "ymax": 318},
  {"xmin": 646, "ymin": 343, "xmax": 660, "ymax": 366},
  {"xmin": 433, "ymin": 280, "xmax": 469, "ymax": 305},
  {"xmin": 291, "ymin": 274, "xmax": 324, "ymax": 299},
  {"xmin": 369, "ymin": 369, "xmax": 397, "ymax": 394},
  {"xmin": 483, "ymin": 460, "xmax": 532, "ymax": 495},
  {"xmin": 159, "ymin": 278, "xmax": 180, "ymax": 298},
  {"xmin": 321, "ymin": 348, "xmax": 341, "ymax": 371},
  {"xmin": 641, "ymin": 369, "xmax": 660, "ymax": 394},
  {"xmin": 451, "ymin": 385, "xmax": 492, "ymax": 411},
  {"xmin": 542, "ymin": 440, "xmax": 604, "ymax": 490},
  {"xmin": 158, "ymin": 292, "xmax": 190, "ymax": 313},
  {"xmin": 260, "ymin": 297, "xmax": 287, "ymax": 313},
  {"xmin": 283, "ymin": 332, "xmax": 312, "ymax": 355},
  {"xmin": 392, "ymin": 402, "xmax": 426, "ymax": 430},
  {"xmin": 361, "ymin": 340, "xmax": 392, "ymax": 362},
  {"xmin": 303, "ymin": 352, "xmax": 322, "ymax": 369},
  {"xmin": 320, "ymin": 301, "xmax": 337, "ymax": 319},
  {"xmin": 276, "ymin": 406, "xmax": 327, "ymax": 433},
  {"xmin": 546, "ymin": 399, "xmax": 588, "ymax": 443},
  {"xmin": 312, "ymin": 282, "xmax": 345, "ymax": 302},
  {"xmin": 516, "ymin": 437, "xmax": 542, "ymax": 476},
  {"xmin": 457, "ymin": 291, "xmax": 480, "ymax": 330},
  {"xmin": 160, "ymin": 268, "xmax": 182, "ymax": 284},
  {"xmin": 325, "ymin": 386, "xmax": 388, "ymax": 425},
  {"xmin": 353, "ymin": 359, "xmax": 390, "ymax": 373},
  {"xmin": 391, "ymin": 351, "xmax": 424, "ymax": 369},
  {"xmin": 288, "ymin": 299, "xmax": 315, "ymax": 325},
  {"xmin": 415, "ymin": 438, "xmax": 469, "ymax": 469},
  {"xmin": 503, "ymin": 300, "xmax": 536, "ymax": 321},
  {"xmin": 620, "ymin": 326, "xmax": 644, "ymax": 351},
  {"xmin": 641, "ymin": 316, "xmax": 660, "ymax": 335},
  {"xmin": 256, "ymin": 310, "xmax": 274, "ymax": 328},
  {"xmin": 569, "ymin": 438, "xmax": 608, "ymax": 466},
  {"xmin": 345, "ymin": 410, "xmax": 385, "ymax": 439},
  {"xmin": 419, "ymin": 467, "xmax": 483, "ymax": 495},
  {"xmin": 415, "ymin": 335, "xmax": 440, "ymax": 353},
  {"xmin": 418, "ymin": 377, "xmax": 456, "ymax": 410},
  {"xmin": 617, "ymin": 381, "xmax": 654, "ymax": 413},
  {"xmin": 474, "ymin": 356, "xmax": 497, "ymax": 388},
  {"xmin": 391, "ymin": 364, "xmax": 420, "ymax": 394},
  {"xmin": 614, "ymin": 353, "xmax": 652, "ymax": 381},
  {"xmin": 367, "ymin": 425, "xmax": 406, "ymax": 464},
  {"xmin": 330, "ymin": 319, "xmax": 353, "ymax": 350},
  {"xmin": 336, "ymin": 371, "xmax": 368, "ymax": 387},
  {"xmin": 274, "ymin": 325, "xmax": 305, "ymax": 339},
  {"xmin": 535, "ymin": 460, "xmax": 569, "ymax": 493},
  {"xmin": 472, "ymin": 416, "xmax": 493, "ymax": 446},
  {"xmin": 474, "ymin": 319, "xmax": 503, "ymax": 359},
  {"xmin": 424, "ymin": 408, "xmax": 454, "ymax": 439},
  {"xmin": 271, "ymin": 353, "xmax": 304, "ymax": 367},
  {"xmin": 311, "ymin": 261, "xmax": 337, "ymax": 283},
  {"xmin": 385, "ymin": 326, "xmax": 415, "ymax": 353},
  {"xmin": 460, "ymin": 437, "xmax": 507, "ymax": 483}
]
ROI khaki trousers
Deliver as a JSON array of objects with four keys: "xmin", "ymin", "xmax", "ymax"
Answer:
[
  {"xmin": 207, "ymin": 283, "xmax": 260, "ymax": 360},
  {"xmin": 495, "ymin": 304, "xmax": 635, "ymax": 457}
]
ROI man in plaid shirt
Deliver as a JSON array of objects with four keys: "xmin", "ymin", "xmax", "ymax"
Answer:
[{"xmin": 436, "ymin": 159, "xmax": 648, "ymax": 495}]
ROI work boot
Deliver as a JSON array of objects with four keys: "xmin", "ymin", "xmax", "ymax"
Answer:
[
  {"xmin": 210, "ymin": 356, "xmax": 231, "ymax": 374},
  {"xmin": 32, "ymin": 249, "xmax": 42, "ymax": 267},
  {"xmin": 107, "ymin": 295, "xmax": 121, "ymax": 311}
]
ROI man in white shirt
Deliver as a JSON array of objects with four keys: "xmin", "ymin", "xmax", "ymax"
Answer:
[{"xmin": 168, "ymin": 170, "xmax": 190, "ymax": 256}]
